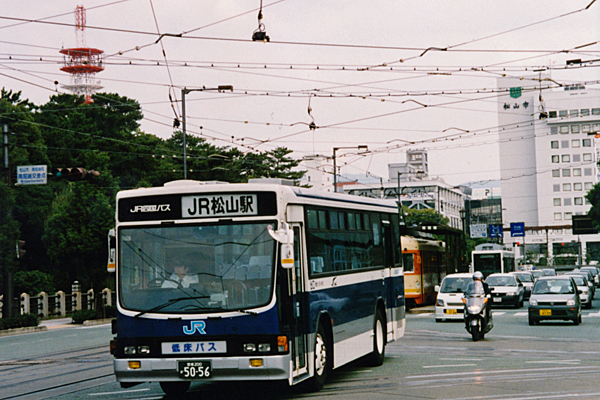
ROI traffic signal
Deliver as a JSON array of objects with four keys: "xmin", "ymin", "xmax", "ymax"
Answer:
[{"xmin": 51, "ymin": 167, "xmax": 99, "ymax": 180}]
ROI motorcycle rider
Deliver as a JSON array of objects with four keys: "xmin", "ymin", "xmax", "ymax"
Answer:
[{"xmin": 468, "ymin": 271, "xmax": 493, "ymax": 327}]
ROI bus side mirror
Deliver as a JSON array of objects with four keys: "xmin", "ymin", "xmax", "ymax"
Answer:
[
  {"xmin": 268, "ymin": 223, "xmax": 294, "ymax": 269},
  {"xmin": 107, "ymin": 228, "xmax": 116, "ymax": 273}
]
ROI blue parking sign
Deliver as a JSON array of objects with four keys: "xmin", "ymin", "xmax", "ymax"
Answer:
[{"xmin": 510, "ymin": 222, "xmax": 525, "ymax": 237}]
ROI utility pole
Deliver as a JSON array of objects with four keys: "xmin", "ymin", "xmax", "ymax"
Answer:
[{"xmin": 2, "ymin": 124, "xmax": 14, "ymax": 318}]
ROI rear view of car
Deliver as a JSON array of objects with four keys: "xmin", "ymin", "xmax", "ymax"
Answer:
[
  {"xmin": 528, "ymin": 276, "xmax": 582, "ymax": 326},
  {"xmin": 435, "ymin": 273, "xmax": 473, "ymax": 322}
]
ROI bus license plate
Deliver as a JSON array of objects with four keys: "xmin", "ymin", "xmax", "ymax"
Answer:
[
  {"xmin": 493, "ymin": 297, "xmax": 502, "ymax": 302},
  {"xmin": 178, "ymin": 360, "xmax": 211, "ymax": 379},
  {"xmin": 540, "ymin": 309, "xmax": 552, "ymax": 316},
  {"xmin": 446, "ymin": 309, "xmax": 457, "ymax": 315}
]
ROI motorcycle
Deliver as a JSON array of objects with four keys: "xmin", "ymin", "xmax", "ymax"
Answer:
[{"xmin": 462, "ymin": 281, "xmax": 493, "ymax": 341}]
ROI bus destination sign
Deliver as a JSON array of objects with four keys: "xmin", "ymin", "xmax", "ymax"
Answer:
[{"xmin": 182, "ymin": 194, "xmax": 258, "ymax": 218}]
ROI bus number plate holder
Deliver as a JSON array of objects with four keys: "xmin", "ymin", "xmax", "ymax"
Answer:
[{"xmin": 178, "ymin": 360, "xmax": 211, "ymax": 379}]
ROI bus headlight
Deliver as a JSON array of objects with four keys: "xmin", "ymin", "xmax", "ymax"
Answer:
[
  {"xmin": 124, "ymin": 346, "xmax": 137, "ymax": 355},
  {"xmin": 243, "ymin": 343, "xmax": 257, "ymax": 352},
  {"xmin": 258, "ymin": 343, "xmax": 271, "ymax": 352}
]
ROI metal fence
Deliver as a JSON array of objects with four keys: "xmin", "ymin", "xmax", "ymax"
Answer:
[{"xmin": 0, "ymin": 281, "xmax": 114, "ymax": 319}]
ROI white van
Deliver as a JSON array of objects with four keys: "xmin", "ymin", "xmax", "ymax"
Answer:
[{"xmin": 434, "ymin": 273, "xmax": 474, "ymax": 322}]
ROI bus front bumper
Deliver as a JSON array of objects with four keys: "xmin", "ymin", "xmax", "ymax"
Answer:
[{"xmin": 114, "ymin": 355, "xmax": 290, "ymax": 383}]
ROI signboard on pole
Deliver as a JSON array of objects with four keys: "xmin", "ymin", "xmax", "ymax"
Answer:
[
  {"xmin": 489, "ymin": 224, "xmax": 503, "ymax": 238},
  {"xmin": 470, "ymin": 224, "xmax": 488, "ymax": 238},
  {"xmin": 510, "ymin": 222, "xmax": 525, "ymax": 237},
  {"xmin": 17, "ymin": 165, "xmax": 47, "ymax": 185}
]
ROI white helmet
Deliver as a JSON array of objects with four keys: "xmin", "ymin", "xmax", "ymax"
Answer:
[{"xmin": 473, "ymin": 271, "xmax": 484, "ymax": 281}]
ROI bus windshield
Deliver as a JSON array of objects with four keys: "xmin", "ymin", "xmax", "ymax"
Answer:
[
  {"xmin": 119, "ymin": 222, "xmax": 276, "ymax": 314},
  {"xmin": 473, "ymin": 253, "xmax": 501, "ymax": 277}
]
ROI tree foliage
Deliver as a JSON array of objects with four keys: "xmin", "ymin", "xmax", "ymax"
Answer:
[{"xmin": 0, "ymin": 90, "xmax": 306, "ymax": 295}]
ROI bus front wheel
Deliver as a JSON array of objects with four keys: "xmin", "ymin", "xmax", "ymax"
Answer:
[
  {"xmin": 307, "ymin": 323, "xmax": 328, "ymax": 392},
  {"xmin": 160, "ymin": 381, "xmax": 190, "ymax": 396}
]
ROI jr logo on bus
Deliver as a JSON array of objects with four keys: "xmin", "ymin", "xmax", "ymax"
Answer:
[{"xmin": 183, "ymin": 321, "xmax": 206, "ymax": 335}]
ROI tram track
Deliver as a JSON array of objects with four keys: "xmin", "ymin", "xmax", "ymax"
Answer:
[{"xmin": 0, "ymin": 344, "xmax": 114, "ymax": 400}]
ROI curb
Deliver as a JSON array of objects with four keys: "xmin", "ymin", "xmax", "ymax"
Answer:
[
  {"xmin": 408, "ymin": 307, "xmax": 435, "ymax": 314},
  {"xmin": 82, "ymin": 318, "xmax": 114, "ymax": 326},
  {"xmin": 0, "ymin": 326, "xmax": 48, "ymax": 337}
]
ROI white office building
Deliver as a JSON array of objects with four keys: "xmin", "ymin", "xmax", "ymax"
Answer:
[{"xmin": 497, "ymin": 75, "xmax": 600, "ymax": 263}]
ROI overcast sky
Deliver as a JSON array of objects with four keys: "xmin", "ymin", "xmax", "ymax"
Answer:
[{"xmin": 2, "ymin": 0, "xmax": 599, "ymax": 186}]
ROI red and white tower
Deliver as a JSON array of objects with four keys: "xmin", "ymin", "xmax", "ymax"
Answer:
[{"xmin": 60, "ymin": 5, "xmax": 104, "ymax": 104}]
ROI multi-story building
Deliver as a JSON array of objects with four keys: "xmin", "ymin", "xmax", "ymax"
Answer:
[{"xmin": 497, "ymin": 76, "xmax": 600, "ymax": 263}]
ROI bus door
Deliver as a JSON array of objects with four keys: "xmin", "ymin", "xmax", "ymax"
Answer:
[
  {"xmin": 290, "ymin": 225, "xmax": 308, "ymax": 379},
  {"xmin": 382, "ymin": 220, "xmax": 395, "ymax": 337}
]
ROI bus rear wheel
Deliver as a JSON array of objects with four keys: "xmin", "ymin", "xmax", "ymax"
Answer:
[
  {"xmin": 367, "ymin": 308, "xmax": 386, "ymax": 366},
  {"xmin": 160, "ymin": 381, "xmax": 190, "ymax": 396}
]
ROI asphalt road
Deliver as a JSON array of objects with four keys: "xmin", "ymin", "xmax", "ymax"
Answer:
[{"xmin": 4, "ymin": 304, "xmax": 600, "ymax": 400}]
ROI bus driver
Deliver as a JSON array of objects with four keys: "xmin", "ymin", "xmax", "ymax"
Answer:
[{"xmin": 161, "ymin": 264, "xmax": 199, "ymax": 288}]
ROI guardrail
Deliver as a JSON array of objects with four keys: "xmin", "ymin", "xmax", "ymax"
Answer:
[{"xmin": 0, "ymin": 281, "xmax": 114, "ymax": 319}]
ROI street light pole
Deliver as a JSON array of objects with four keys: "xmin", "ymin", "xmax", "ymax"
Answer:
[
  {"xmin": 332, "ymin": 145, "xmax": 368, "ymax": 193},
  {"xmin": 181, "ymin": 85, "xmax": 233, "ymax": 179}
]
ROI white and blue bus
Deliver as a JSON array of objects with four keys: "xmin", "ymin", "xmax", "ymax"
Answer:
[
  {"xmin": 109, "ymin": 179, "xmax": 405, "ymax": 395},
  {"xmin": 471, "ymin": 243, "xmax": 516, "ymax": 278}
]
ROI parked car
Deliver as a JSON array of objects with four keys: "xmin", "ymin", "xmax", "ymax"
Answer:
[
  {"xmin": 580, "ymin": 266, "xmax": 600, "ymax": 287},
  {"xmin": 510, "ymin": 271, "xmax": 535, "ymax": 299},
  {"xmin": 565, "ymin": 273, "xmax": 592, "ymax": 309},
  {"xmin": 528, "ymin": 276, "xmax": 582, "ymax": 325},
  {"xmin": 485, "ymin": 273, "xmax": 525, "ymax": 308},
  {"xmin": 434, "ymin": 273, "xmax": 474, "ymax": 322}
]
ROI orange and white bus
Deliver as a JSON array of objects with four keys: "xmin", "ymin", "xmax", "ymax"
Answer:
[{"xmin": 402, "ymin": 236, "xmax": 446, "ymax": 308}]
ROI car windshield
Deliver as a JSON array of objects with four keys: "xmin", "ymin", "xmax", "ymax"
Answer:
[
  {"xmin": 532, "ymin": 279, "xmax": 574, "ymax": 295},
  {"xmin": 486, "ymin": 276, "xmax": 516, "ymax": 286},
  {"xmin": 119, "ymin": 222, "xmax": 276, "ymax": 314},
  {"xmin": 514, "ymin": 273, "xmax": 533, "ymax": 282},
  {"xmin": 440, "ymin": 277, "xmax": 473, "ymax": 293},
  {"xmin": 581, "ymin": 268, "xmax": 597, "ymax": 276},
  {"xmin": 531, "ymin": 270, "xmax": 544, "ymax": 279},
  {"xmin": 567, "ymin": 275, "xmax": 585, "ymax": 286}
]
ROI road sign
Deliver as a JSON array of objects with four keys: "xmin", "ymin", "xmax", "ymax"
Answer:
[
  {"xmin": 510, "ymin": 222, "xmax": 525, "ymax": 237},
  {"xmin": 17, "ymin": 165, "xmax": 47, "ymax": 185},
  {"xmin": 489, "ymin": 224, "xmax": 503, "ymax": 238},
  {"xmin": 470, "ymin": 224, "xmax": 488, "ymax": 238}
]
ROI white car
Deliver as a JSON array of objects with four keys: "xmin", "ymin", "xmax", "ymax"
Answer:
[
  {"xmin": 486, "ymin": 273, "xmax": 525, "ymax": 308},
  {"xmin": 565, "ymin": 274, "xmax": 592, "ymax": 309},
  {"xmin": 434, "ymin": 273, "xmax": 474, "ymax": 322}
]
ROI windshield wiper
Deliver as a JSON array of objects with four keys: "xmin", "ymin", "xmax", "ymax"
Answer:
[{"xmin": 134, "ymin": 296, "xmax": 209, "ymax": 318}]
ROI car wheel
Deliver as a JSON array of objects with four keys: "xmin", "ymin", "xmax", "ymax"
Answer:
[
  {"xmin": 435, "ymin": 318, "xmax": 443, "ymax": 323},
  {"xmin": 586, "ymin": 301, "xmax": 592, "ymax": 309},
  {"xmin": 528, "ymin": 316, "xmax": 536, "ymax": 326}
]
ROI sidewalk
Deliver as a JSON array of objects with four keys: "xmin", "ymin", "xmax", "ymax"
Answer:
[{"xmin": 0, "ymin": 317, "xmax": 113, "ymax": 337}]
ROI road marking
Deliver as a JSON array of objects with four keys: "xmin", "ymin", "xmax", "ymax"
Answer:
[
  {"xmin": 439, "ymin": 358, "xmax": 482, "ymax": 361},
  {"xmin": 515, "ymin": 312, "xmax": 528, "ymax": 316},
  {"xmin": 417, "ymin": 313, "xmax": 433, "ymax": 317},
  {"xmin": 492, "ymin": 312, "xmax": 506, "ymax": 316},
  {"xmin": 423, "ymin": 363, "xmax": 477, "ymax": 368},
  {"xmin": 526, "ymin": 360, "xmax": 580, "ymax": 364}
]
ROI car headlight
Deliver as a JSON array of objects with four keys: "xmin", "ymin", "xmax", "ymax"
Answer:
[
  {"xmin": 508, "ymin": 292, "xmax": 517, "ymax": 296},
  {"xmin": 529, "ymin": 299, "xmax": 538, "ymax": 306},
  {"xmin": 436, "ymin": 299, "xmax": 445, "ymax": 307},
  {"xmin": 567, "ymin": 299, "xmax": 576, "ymax": 306}
]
